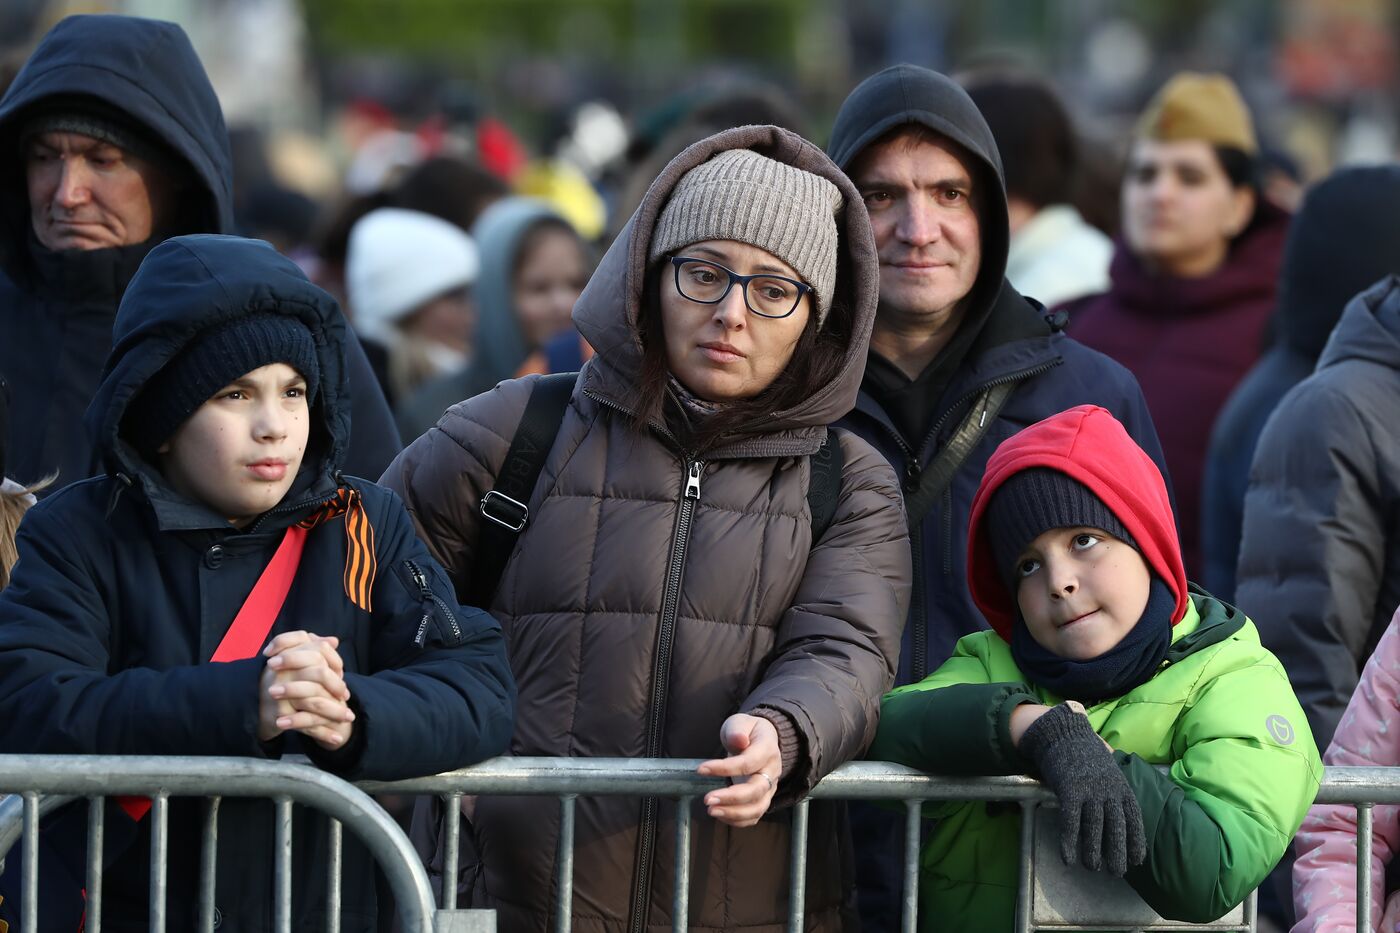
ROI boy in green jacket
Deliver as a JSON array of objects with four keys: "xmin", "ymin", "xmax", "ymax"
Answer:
[{"xmin": 869, "ymin": 404, "xmax": 1321, "ymax": 930}]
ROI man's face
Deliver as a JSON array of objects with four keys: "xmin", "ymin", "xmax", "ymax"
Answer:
[
  {"xmin": 849, "ymin": 130, "xmax": 982, "ymax": 326},
  {"xmin": 26, "ymin": 130, "xmax": 165, "ymax": 251}
]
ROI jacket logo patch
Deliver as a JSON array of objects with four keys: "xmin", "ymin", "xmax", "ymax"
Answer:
[{"xmin": 1265, "ymin": 715, "xmax": 1295, "ymax": 746}]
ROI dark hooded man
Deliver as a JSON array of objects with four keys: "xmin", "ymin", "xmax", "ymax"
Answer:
[
  {"xmin": 826, "ymin": 64, "xmax": 1169, "ymax": 928},
  {"xmin": 0, "ymin": 15, "xmax": 401, "ymax": 493}
]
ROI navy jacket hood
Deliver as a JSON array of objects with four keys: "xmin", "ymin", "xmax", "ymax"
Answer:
[
  {"xmin": 827, "ymin": 63, "xmax": 1009, "ymax": 322},
  {"xmin": 0, "ymin": 14, "xmax": 233, "ymax": 277},
  {"xmin": 86, "ymin": 235, "xmax": 349, "ymax": 491},
  {"xmin": 1317, "ymin": 273, "xmax": 1400, "ymax": 374}
]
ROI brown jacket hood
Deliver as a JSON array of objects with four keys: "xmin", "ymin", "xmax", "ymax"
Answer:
[{"xmin": 575, "ymin": 124, "xmax": 879, "ymax": 450}]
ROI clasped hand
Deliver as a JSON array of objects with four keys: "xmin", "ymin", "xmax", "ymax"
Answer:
[{"xmin": 256, "ymin": 630, "xmax": 354, "ymax": 750}]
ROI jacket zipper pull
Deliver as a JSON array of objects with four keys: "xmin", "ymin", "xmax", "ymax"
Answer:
[
  {"xmin": 685, "ymin": 460, "xmax": 703, "ymax": 500},
  {"xmin": 408, "ymin": 562, "xmax": 431, "ymax": 596}
]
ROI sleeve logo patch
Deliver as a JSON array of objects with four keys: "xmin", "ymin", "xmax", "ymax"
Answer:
[{"xmin": 1266, "ymin": 714, "xmax": 1295, "ymax": 745}]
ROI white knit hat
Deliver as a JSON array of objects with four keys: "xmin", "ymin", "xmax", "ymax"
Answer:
[{"xmin": 347, "ymin": 208, "xmax": 480, "ymax": 343}]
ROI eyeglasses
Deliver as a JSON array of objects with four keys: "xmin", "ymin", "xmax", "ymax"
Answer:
[{"xmin": 668, "ymin": 255, "xmax": 812, "ymax": 319}]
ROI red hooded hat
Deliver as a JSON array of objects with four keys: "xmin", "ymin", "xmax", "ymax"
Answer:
[{"xmin": 967, "ymin": 405, "xmax": 1188, "ymax": 641}]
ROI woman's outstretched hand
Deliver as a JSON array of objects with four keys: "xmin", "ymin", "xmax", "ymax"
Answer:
[{"xmin": 697, "ymin": 713, "xmax": 781, "ymax": 828}]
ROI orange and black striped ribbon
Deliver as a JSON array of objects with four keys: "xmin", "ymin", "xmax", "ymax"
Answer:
[{"xmin": 300, "ymin": 486, "xmax": 376, "ymax": 612}]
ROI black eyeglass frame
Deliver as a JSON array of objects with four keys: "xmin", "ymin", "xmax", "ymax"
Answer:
[{"xmin": 667, "ymin": 255, "xmax": 813, "ymax": 319}]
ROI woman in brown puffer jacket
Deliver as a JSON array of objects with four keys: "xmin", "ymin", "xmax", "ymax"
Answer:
[{"xmin": 383, "ymin": 125, "xmax": 912, "ymax": 933}]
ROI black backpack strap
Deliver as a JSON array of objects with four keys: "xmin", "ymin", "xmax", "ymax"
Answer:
[
  {"xmin": 903, "ymin": 379, "xmax": 1020, "ymax": 529},
  {"xmin": 807, "ymin": 428, "xmax": 843, "ymax": 543},
  {"xmin": 468, "ymin": 372, "xmax": 577, "ymax": 608}
]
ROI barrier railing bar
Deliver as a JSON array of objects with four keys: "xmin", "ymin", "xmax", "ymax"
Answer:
[
  {"xmin": 556, "ymin": 794, "xmax": 576, "ymax": 933},
  {"xmin": 1016, "ymin": 800, "xmax": 1035, "ymax": 933},
  {"xmin": 443, "ymin": 792, "xmax": 462, "ymax": 911},
  {"xmin": 274, "ymin": 796, "xmax": 292, "ymax": 933},
  {"xmin": 901, "ymin": 799, "xmax": 919, "ymax": 933},
  {"xmin": 150, "ymin": 793, "xmax": 169, "ymax": 933},
  {"xmin": 198, "ymin": 796, "xmax": 219, "ymax": 933},
  {"xmin": 21, "ymin": 793, "xmax": 36, "ymax": 933},
  {"xmin": 785, "ymin": 799, "xmax": 809, "ymax": 933},
  {"xmin": 86, "ymin": 796, "xmax": 104, "ymax": 933},
  {"xmin": 673, "ymin": 796, "xmax": 692, "ymax": 933},
  {"xmin": 326, "ymin": 818, "xmax": 342, "ymax": 933},
  {"xmin": 1358, "ymin": 802, "xmax": 1373, "ymax": 933}
]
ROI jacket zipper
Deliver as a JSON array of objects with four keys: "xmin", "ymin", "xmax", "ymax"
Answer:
[
  {"xmin": 407, "ymin": 560, "xmax": 461, "ymax": 645},
  {"xmin": 888, "ymin": 361, "xmax": 1062, "ymax": 683},
  {"xmin": 629, "ymin": 456, "xmax": 703, "ymax": 933}
]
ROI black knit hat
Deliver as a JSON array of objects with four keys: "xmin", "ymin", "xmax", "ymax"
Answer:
[
  {"xmin": 985, "ymin": 468, "xmax": 1136, "ymax": 584},
  {"xmin": 21, "ymin": 96, "xmax": 172, "ymax": 169},
  {"xmin": 126, "ymin": 313, "xmax": 320, "ymax": 453}
]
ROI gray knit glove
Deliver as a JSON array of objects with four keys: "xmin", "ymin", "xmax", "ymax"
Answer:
[{"xmin": 1019, "ymin": 704, "xmax": 1148, "ymax": 876}]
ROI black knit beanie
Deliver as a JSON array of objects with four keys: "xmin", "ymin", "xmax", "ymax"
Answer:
[
  {"xmin": 21, "ymin": 96, "xmax": 174, "ymax": 170},
  {"xmin": 985, "ymin": 468, "xmax": 1136, "ymax": 585},
  {"xmin": 127, "ymin": 313, "xmax": 320, "ymax": 453}
]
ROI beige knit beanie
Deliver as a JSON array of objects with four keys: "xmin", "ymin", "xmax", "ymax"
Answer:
[{"xmin": 649, "ymin": 148, "xmax": 843, "ymax": 326}]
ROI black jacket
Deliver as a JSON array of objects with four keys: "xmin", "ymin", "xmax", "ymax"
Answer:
[
  {"xmin": 0, "ymin": 235, "xmax": 516, "ymax": 932},
  {"xmin": 1237, "ymin": 274, "xmax": 1400, "ymax": 750},
  {"xmin": 827, "ymin": 63, "xmax": 1168, "ymax": 930},
  {"xmin": 0, "ymin": 14, "xmax": 401, "ymax": 492}
]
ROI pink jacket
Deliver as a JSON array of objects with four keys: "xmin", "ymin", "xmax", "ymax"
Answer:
[{"xmin": 1293, "ymin": 606, "xmax": 1400, "ymax": 932}]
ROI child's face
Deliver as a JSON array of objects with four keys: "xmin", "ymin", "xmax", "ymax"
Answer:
[
  {"xmin": 157, "ymin": 363, "xmax": 310, "ymax": 528},
  {"xmin": 1014, "ymin": 526, "xmax": 1152, "ymax": 660}
]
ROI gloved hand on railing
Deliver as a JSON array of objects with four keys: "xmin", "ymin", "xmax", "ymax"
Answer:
[{"xmin": 1018, "ymin": 703, "xmax": 1148, "ymax": 876}]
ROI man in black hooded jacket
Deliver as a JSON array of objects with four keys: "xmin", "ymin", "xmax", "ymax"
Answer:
[
  {"xmin": 0, "ymin": 14, "xmax": 401, "ymax": 493},
  {"xmin": 826, "ymin": 64, "xmax": 1169, "ymax": 928}
]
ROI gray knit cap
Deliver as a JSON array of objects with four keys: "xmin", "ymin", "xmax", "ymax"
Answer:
[{"xmin": 648, "ymin": 148, "xmax": 843, "ymax": 326}]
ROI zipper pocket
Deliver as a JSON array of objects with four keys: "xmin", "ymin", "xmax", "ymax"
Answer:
[{"xmin": 401, "ymin": 559, "xmax": 464, "ymax": 647}]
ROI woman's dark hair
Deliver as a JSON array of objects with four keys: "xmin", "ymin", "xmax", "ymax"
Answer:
[
  {"xmin": 964, "ymin": 75, "xmax": 1076, "ymax": 211},
  {"xmin": 512, "ymin": 216, "xmax": 583, "ymax": 280},
  {"xmin": 631, "ymin": 252, "xmax": 853, "ymax": 453},
  {"xmin": 1213, "ymin": 145, "xmax": 1260, "ymax": 235}
]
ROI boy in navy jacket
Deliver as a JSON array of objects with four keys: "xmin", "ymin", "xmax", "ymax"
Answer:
[{"xmin": 0, "ymin": 235, "xmax": 516, "ymax": 932}]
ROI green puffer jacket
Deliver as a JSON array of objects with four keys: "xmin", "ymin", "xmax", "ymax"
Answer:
[{"xmin": 869, "ymin": 590, "xmax": 1323, "ymax": 932}]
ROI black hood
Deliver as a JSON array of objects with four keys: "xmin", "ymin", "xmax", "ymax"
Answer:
[
  {"xmin": 827, "ymin": 63, "xmax": 1010, "ymax": 324},
  {"xmin": 85, "ymin": 236, "xmax": 349, "ymax": 502},
  {"xmin": 1274, "ymin": 165, "xmax": 1400, "ymax": 359},
  {"xmin": 0, "ymin": 15, "xmax": 233, "ymax": 279}
]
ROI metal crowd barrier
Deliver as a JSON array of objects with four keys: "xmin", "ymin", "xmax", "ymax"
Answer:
[{"xmin": 1, "ymin": 758, "xmax": 1393, "ymax": 933}]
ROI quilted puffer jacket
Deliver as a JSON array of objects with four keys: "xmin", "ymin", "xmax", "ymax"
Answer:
[{"xmin": 383, "ymin": 124, "xmax": 912, "ymax": 932}]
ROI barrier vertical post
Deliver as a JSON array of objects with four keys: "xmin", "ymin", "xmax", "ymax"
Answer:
[
  {"xmin": 326, "ymin": 819, "xmax": 343, "ymax": 933},
  {"xmin": 786, "ymin": 799, "xmax": 810, "ymax": 933},
  {"xmin": 150, "ymin": 793, "xmax": 170, "ymax": 933},
  {"xmin": 198, "ymin": 797, "xmax": 220, "ymax": 933},
  {"xmin": 21, "ymin": 793, "xmax": 38, "ymax": 933},
  {"xmin": 673, "ymin": 797, "xmax": 692, "ymax": 933},
  {"xmin": 1015, "ymin": 800, "xmax": 1035, "ymax": 933},
  {"xmin": 274, "ymin": 796, "xmax": 293, "ymax": 933},
  {"xmin": 444, "ymin": 793, "xmax": 462, "ymax": 910},
  {"xmin": 86, "ymin": 796, "xmax": 104, "ymax": 933},
  {"xmin": 555, "ymin": 795, "xmax": 576, "ymax": 933},
  {"xmin": 1358, "ymin": 803, "xmax": 1374, "ymax": 933},
  {"xmin": 901, "ymin": 799, "xmax": 920, "ymax": 933}
]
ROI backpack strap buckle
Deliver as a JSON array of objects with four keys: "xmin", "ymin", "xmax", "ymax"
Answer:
[{"xmin": 481, "ymin": 491, "xmax": 529, "ymax": 532}]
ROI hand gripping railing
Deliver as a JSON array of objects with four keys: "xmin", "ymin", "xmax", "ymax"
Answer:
[{"xmin": 0, "ymin": 755, "xmax": 437, "ymax": 933}]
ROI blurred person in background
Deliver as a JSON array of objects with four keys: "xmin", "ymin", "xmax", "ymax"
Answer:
[
  {"xmin": 1064, "ymin": 72, "xmax": 1289, "ymax": 580},
  {"xmin": 397, "ymin": 198, "xmax": 589, "ymax": 440},
  {"xmin": 963, "ymin": 72, "xmax": 1112, "ymax": 307},
  {"xmin": 347, "ymin": 207, "xmax": 480, "ymax": 408},
  {"xmin": 825, "ymin": 63, "xmax": 1166, "ymax": 931},
  {"xmin": 1203, "ymin": 166, "xmax": 1400, "ymax": 603},
  {"xmin": 389, "ymin": 154, "xmax": 508, "ymax": 233},
  {"xmin": 0, "ymin": 14, "xmax": 402, "ymax": 492}
]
